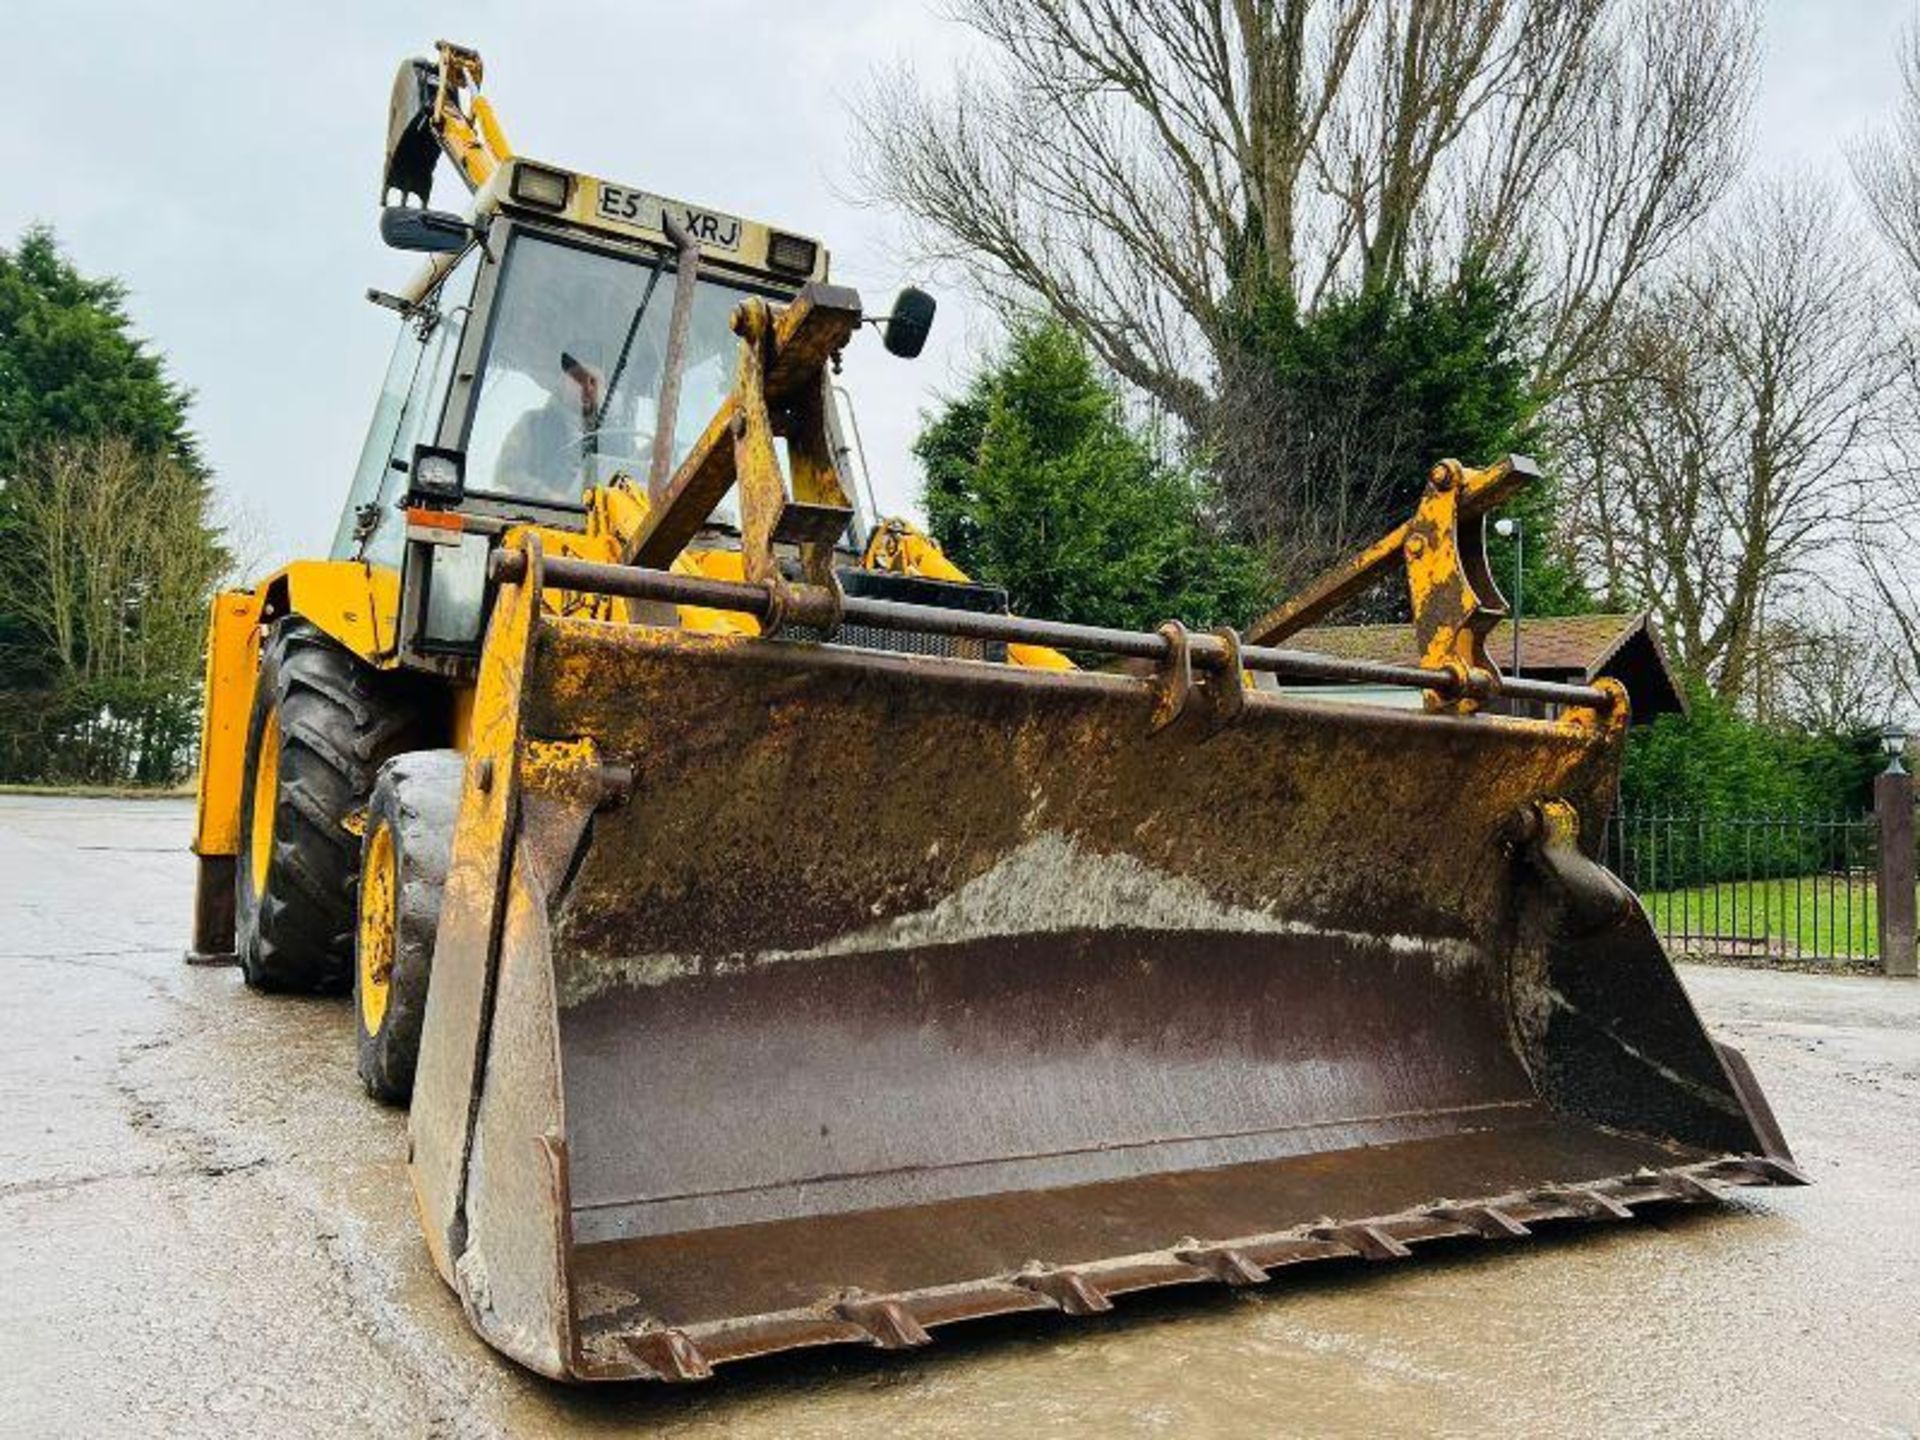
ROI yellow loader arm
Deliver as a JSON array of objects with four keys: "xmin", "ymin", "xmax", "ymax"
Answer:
[
  {"xmin": 582, "ymin": 482, "xmax": 1074, "ymax": 668},
  {"xmin": 1246, "ymin": 456, "xmax": 1533, "ymax": 710},
  {"xmin": 573, "ymin": 277, "xmax": 1074, "ymax": 668}
]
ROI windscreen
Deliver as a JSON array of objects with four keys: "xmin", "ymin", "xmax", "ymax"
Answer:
[{"xmin": 461, "ymin": 232, "xmax": 761, "ymax": 516}]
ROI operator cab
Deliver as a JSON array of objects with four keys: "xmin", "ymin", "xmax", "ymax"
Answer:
[{"xmin": 334, "ymin": 157, "xmax": 863, "ymax": 670}]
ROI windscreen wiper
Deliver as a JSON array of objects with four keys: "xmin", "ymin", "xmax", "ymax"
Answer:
[{"xmin": 592, "ymin": 254, "xmax": 667, "ymax": 435}]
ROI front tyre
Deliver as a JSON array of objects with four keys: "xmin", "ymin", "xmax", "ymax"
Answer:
[
  {"xmin": 355, "ymin": 750, "xmax": 463, "ymax": 1103},
  {"xmin": 236, "ymin": 621, "xmax": 428, "ymax": 993}
]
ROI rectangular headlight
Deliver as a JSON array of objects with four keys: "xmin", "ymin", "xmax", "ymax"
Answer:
[
  {"xmin": 509, "ymin": 162, "xmax": 572, "ymax": 211},
  {"xmin": 767, "ymin": 231, "xmax": 818, "ymax": 276}
]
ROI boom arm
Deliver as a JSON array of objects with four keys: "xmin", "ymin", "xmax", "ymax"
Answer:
[
  {"xmin": 382, "ymin": 40, "xmax": 513, "ymax": 204},
  {"xmin": 1246, "ymin": 455, "xmax": 1534, "ymax": 712}
]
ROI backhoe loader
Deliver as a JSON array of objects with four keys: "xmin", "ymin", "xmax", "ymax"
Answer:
[{"xmin": 186, "ymin": 41, "xmax": 1803, "ymax": 1383}]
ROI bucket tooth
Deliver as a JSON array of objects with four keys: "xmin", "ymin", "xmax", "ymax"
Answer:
[
  {"xmin": 1723, "ymin": 1155, "xmax": 1810, "ymax": 1186},
  {"xmin": 1016, "ymin": 1269, "xmax": 1114, "ymax": 1316},
  {"xmin": 1659, "ymin": 1169, "xmax": 1730, "ymax": 1204},
  {"xmin": 1536, "ymin": 1186, "xmax": 1635, "ymax": 1221},
  {"xmin": 1430, "ymin": 1203, "xmax": 1532, "ymax": 1239},
  {"xmin": 835, "ymin": 1297, "xmax": 933, "ymax": 1350},
  {"xmin": 1176, "ymin": 1245, "xmax": 1271, "ymax": 1286},
  {"xmin": 1311, "ymin": 1223, "xmax": 1414, "ymax": 1261},
  {"xmin": 622, "ymin": 1329, "xmax": 713, "ymax": 1382}
]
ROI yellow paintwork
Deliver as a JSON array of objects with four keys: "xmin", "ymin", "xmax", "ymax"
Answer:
[
  {"xmin": 665, "ymin": 546, "xmax": 762, "ymax": 635},
  {"xmin": 448, "ymin": 683, "xmax": 477, "ymax": 754},
  {"xmin": 1562, "ymin": 676, "xmax": 1631, "ymax": 739},
  {"xmin": 408, "ymin": 530, "xmax": 544, "ymax": 1284},
  {"xmin": 471, "ymin": 95, "xmax": 511, "ymax": 166},
  {"xmin": 1247, "ymin": 456, "xmax": 1531, "ymax": 649},
  {"xmin": 441, "ymin": 108, "xmax": 499, "ymax": 190},
  {"xmin": 359, "ymin": 819, "xmax": 397, "ymax": 1035},
  {"xmin": 426, "ymin": 40, "xmax": 509, "ymax": 193},
  {"xmin": 518, "ymin": 735, "xmax": 606, "ymax": 796},
  {"xmin": 277, "ymin": 560, "xmax": 401, "ymax": 663},
  {"xmin": 191, "ymin": 589, "xmax": 266, "ymax": 856},
  {"xmin": 249, "ymin": 707, "xmax": 279, "ymax": 895},
  {"xmin": 1241, "ymin": 456, "xmax": 1535, "ymax": 716},
  {"xmin": 535, "ymin": 169, "xmax": 831, "ymax": 285},
  {"xmin": 582, "ymin": 481, "xmax": 753, "ymax": 634},
  {"xmin": 191, "ymin": 560, "xmax": 398, "ymax": 861}
]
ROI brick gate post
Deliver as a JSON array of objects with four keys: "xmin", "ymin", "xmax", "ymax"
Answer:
[{"xmin": 1875, "ymin": 763, "xmax": 1916, "ymax": 978}]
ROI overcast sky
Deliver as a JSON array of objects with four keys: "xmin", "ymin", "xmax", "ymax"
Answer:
[{"xmin": 1, "ymin": 1, "xmax": 1913, "ymax": 568}]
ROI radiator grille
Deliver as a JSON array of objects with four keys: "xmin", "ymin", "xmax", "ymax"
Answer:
[{"xmin": 781, "ymin": 568, "xmax": 1010, "ymax": 662}]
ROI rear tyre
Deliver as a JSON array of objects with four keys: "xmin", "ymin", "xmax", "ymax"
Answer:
[
  {"xmin": 355, "ymin": 750, "xmax": 463, "ymax": 1104},
  {"xmin": 236, "ymin": 620, "xmax": 429, "ymax": 993}
]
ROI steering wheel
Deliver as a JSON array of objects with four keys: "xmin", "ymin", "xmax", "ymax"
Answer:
[
  {"xmin": 572, "ymin": 426, "xmax": 654, "ymax": 458},
  {"xmin": 534, "ymin": 427, "xmax": 653, "ymax": 477},
  {"xmin": 572, "ymin": 426, "xmax": 656, "ymax": 453}
]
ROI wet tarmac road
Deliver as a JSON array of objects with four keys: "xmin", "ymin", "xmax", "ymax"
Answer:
[{"xmin": 2, "ymin": 795, "xmax": 1916, "ymax": 1437}]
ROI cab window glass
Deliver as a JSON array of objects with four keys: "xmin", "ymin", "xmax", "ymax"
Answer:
[
  {"xmin": 462, "ymin": 232, "xmax": 763, "ymax": 516},
  {"xmin": 336, "ymin": 250, "xmax": 479, "ymax": 568}
]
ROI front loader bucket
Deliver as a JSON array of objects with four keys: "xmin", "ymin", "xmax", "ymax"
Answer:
[{"xmin": 408, "ymin": 549, "xmax": 1800, "ymax": 1383}]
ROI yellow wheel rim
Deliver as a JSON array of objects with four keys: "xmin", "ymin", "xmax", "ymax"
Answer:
[
  {"xmin": 248, "ymin": 708, "xmax": 280, "ymax": 896},
  {"xmin": 359, "ymin": 820, "xmax": 397, "ymax": 1036}
]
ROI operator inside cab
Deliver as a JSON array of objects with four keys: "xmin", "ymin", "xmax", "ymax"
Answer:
[
  {"xmin": 463, "ymin": 241, "xmax": 660, "ymax": 507},
  {"xmin": 460, "ymin": 232, "xmax": 755, "ymax": 516},
  {"xmin": 493, "ymin": 350, "xmax": 608, "ymax": 498}
]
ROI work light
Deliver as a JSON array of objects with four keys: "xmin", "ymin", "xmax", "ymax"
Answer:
[
  {"xmin": 767, "ymin": 231, "xmax": 818, "ymax": 276},
  {"xmin": 409, "ymin": 444, "xmax": 465, "ymax": 505},
  {"xmin": 509, "ymin": 162, "xmax": 572, "ymax": 211}
]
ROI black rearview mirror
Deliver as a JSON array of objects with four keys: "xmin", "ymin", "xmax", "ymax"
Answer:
[
  {"xmin": 379, "ymin": 206, "xmax": 473, "ymax": 255},
  {"xmin": 883, "ymin": 286, "xmax": 937, "ymax": 359}
]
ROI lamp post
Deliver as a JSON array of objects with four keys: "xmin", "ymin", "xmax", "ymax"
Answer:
[
  {"xmin": 1880, "ymin": 723, "xmax": 1909, "ymax": 775},
  {"xmin": 1876, "ymin": 722, "xmax": 1915, "ymax": 978},
  {"xmin": 1493, "ymin": 516, "xmax": 1523, "ymax": 676}
]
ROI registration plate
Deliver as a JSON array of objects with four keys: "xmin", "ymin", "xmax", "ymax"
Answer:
[{"xmin": 594, "ymin": 182, "xmax": 743, "ymax": 253}]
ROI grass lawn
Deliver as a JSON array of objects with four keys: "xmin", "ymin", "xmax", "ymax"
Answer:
[{"xmin": 1639, "ymin": 875, "xmax": 1894, "ymax": 960}]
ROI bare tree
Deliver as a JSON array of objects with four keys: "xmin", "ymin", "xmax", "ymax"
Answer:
[
  {"xmin": 1862, "ymin": 557, "xmax": 1920, "ymax": 714},
  {"xmin": 1852, "ymin": 356, "xmax": 1920, "ymax": 714},
  {"xmin": 1849, "ymin": 18, "xmax": 1920, "ymax": 712},
  {"xmin": 1757, "ymin": 613, "xmax": 1902, "ymax": 733},
  {"xmin": 853, "ymin": 0, "xmax": 1755, "ymax": 425},
  {"xmin": 0, "ymin": 436, "xmax": 227, "ymax": 782},
  {"xmin": 1559, "ymin": 180, "xmax": 1890, "ymax": 704},
  {"xmin": 1853, "ymin": 23, "xmax": 1920, "ymax": 296}
]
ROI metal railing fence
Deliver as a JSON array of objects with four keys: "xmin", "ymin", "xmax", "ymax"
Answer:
[{"xmin": 1603, "ymin": 808, "xmax": 1881, "ymax": 965}]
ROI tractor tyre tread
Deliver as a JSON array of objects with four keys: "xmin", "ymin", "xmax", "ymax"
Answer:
[
  {"xmin": 237, "ymin": 620, "xmax": 430, "ymax": 993},
  {"xmin": 355, "ymin": 750, "xmax": 463, "ymax": 1103}
]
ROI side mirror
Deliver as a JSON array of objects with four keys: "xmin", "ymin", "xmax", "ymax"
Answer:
[
  {"xmin": 882, "ymin": 286, "xmax": 937, "ymax": 359},
  {"xmin": 380, "ymin": 206, "xmax": 473, "ymax": 255}
]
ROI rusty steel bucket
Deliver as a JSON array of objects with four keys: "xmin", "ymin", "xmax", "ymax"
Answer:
[{"xmin": 407, "ymin": 543, "xmax": 1800, "ymax": 1382}]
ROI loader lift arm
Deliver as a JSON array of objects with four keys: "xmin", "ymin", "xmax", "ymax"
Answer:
[
  {"xmin": 1246, "ymin": 455, "xmax": 1536, "ymax": 712},
  {"xmin": 622, "ymin": 284, "xmax": 864, "ymax": 591},
  {"xmin": 611, "ymin": 278, "xmax": 1076, "ymax": 666}
]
